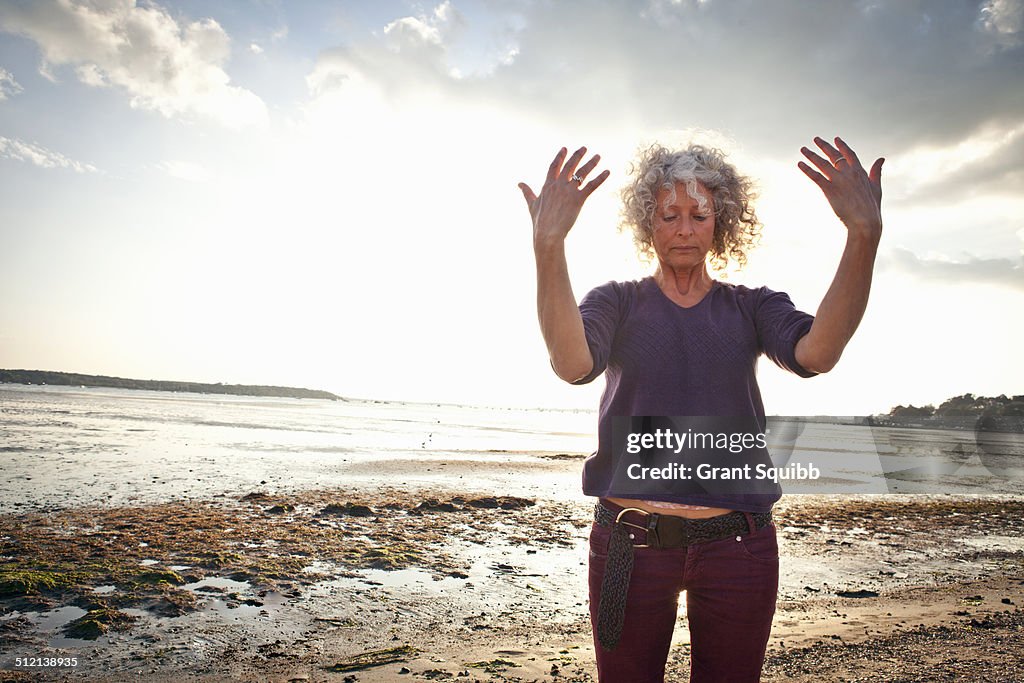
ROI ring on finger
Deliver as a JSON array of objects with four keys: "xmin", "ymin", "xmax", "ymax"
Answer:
[
  {"xmin": 571, "ymin": 174, "xmax": 584, "ymax": 185},
  {"xmin": 833, "ymin": 156, "xmax": 847, "ymax": 166}
]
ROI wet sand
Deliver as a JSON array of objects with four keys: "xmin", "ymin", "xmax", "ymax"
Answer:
[{"xmin": 1, "ymin": 453, "xmax": 1023, "ymax": 682}]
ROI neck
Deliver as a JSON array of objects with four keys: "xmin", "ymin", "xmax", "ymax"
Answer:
[{"xmin": 654, "ymin": 262, "xmax": 714, "ymax": 304}]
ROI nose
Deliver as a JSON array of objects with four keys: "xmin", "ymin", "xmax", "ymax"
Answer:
[{"xmin": 675, "ymin": 217, "xmax": 695, "ymax": 237}]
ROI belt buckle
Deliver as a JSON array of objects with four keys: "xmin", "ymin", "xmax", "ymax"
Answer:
[{"xmin": 614, "ymin": 507, "xmax": 654, "ymax": 549}]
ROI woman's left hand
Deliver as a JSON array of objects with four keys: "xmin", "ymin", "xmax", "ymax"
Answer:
[{"xmin": 798, "ymin": 136, "xmax": 883, "ymax": 243}]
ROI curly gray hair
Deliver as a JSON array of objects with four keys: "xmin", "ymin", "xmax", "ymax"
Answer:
[{"xmin": 620, "ymin": 143, "xmax": 761, "ymax": 270}]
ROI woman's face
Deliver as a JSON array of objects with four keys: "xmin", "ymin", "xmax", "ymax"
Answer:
[{"xmin": 651, "ymin": 181, "xmax": 716, "ymax": 271}]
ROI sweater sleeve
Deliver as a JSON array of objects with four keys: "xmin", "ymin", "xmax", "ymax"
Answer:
[
  {"xmin": 570, "ymin": 281, "xmax": 624, "ymax": 385},
  {"xmin": 755, "ymin": 287, "xmax": 818, "ymax": 378}
]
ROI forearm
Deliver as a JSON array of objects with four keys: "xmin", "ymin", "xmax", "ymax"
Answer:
[
  {"xmin": 795, "ymin": 232, "xmax": 879, "ymax": 373},
  {"xmin": 534, "ymin": 239, "xmax": 593, "ymax": 382}
]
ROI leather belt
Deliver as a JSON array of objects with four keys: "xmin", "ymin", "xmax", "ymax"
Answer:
[{"xmin": 593, "ymin": 501, "xmax": 773, "ymax": 651}]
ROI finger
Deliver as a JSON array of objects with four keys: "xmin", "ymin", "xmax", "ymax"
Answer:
[
  {"xmin": 518, "ymin": 182, "xmax": 537, "ymax": 207},
  {"xmin": 834, "ymin": 137, "xmax": 863, "ymax": 169},
  {"xmin": 560, "ymin": 146, "xmax": 587, "ymax": 180},
  {"xmin": 574, "ymin": 154, "xmax": 601, "ymax": 182},
  {"xmin": 813, "ymin": 136, "xmax": 844, "ymax": 164},
  {"xmin": 581, "ymin": 169, "xmax": 611, "ymax": 198},
  {"xmin": 797, "ymin": 161, "xmax": 828, "ymax": 190},
  {"xmin": 546, "ymin": 148, "xmax": 567, "ymax": 184},
  {"xmin": 869, "ymin": 157, "xmax": 884, "ymax": 188},
  {"xmin": 801, "ymin": 146, "xmax": 837, "ymax": 177}
]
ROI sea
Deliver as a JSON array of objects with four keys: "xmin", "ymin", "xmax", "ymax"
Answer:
[
  {"xmin": 0, "ymin": 383, "xmax": 596, "ymax": 513},
  {"xmin": 2, "ymin": 383, "xmax": 1022, "ymax": 514}
]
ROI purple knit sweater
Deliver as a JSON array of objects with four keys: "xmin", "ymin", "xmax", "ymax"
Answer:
[{"xmin": 574, "ymin": 277, "xmax": 817, "ymax": 512}]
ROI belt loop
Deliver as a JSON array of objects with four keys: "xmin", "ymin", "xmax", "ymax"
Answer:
[
  {"xmin": 646, "ymin": 513, "xmax": 661, "ymax": 550},
  {"xmin": 742, "ymin": 511, "xmax": 756, "ymax": 536}
]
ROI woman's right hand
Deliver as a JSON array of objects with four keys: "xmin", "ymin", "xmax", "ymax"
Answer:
[{"xmin": 518, "ymin": 146, "xmax": 609, "ymax": 248}]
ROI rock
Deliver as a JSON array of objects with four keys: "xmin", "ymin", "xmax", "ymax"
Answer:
[
  {"xmin": 414, "ymin": 499, "xmax": 458, "ymax": 513},
  {"xmin": 321, "ymin": 502, "xmax": 375, "ymax": 517},
  {"xmin": 465, "ymin": 496, "xmax": 535, "ymax": 510}
]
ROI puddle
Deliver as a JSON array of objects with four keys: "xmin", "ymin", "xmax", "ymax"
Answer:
[
  {"xmin": 179, "ymin": 576, "xmax": 288, "ymax": 621},
  {"xmin": 31, "ymin": 605, "xmax": 86, "ymax": 632},
  {"xmin": 139, "ymin": 559, "xmax": 159, "ymax": 566},
  {"xmin": 22, "ymin": 605, "xmax": 110, "ymax": 648},
  {"xmin": 168, "ymin": 565, "xmax": 191, "ymax": 571},
  {"xmin": 360, "ymin": 567, "xmax": 465, "ymax": 590},
  {"xmin": 92, "ymin": 585, "xmax": 116, "ymax": 594},
  {"xmin": 183, "ymin": 576, "xmax": 251, "ymax": 592},
  {"xmin": 301, "ymin": 560, "xmax": 337, "ymax": 574},
  {"xmin": 956, "ymin": 536, "xmax": 1024, "ymax": 553}
]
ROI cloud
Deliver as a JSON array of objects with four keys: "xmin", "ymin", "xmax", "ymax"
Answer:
[
  {"xmin": 0, "ymin": 136, "xmax": 97, "ymax": 172},
  {"xmin": 892, "ymin": 120, "xmax": 1024, "ymax": 201},
  {"xmin": 249, "ymin": 42, "xmax": 263, "ymax": 55},
  {"xmin": 0, "ymin": 0, "xmax": 268, "ymax": 129},
  {"xmin": 383, "ymin": 0, "xmax": 464, "ymax": 50},
  {"xmin": 0, "ymin": 66, "xmax": 22, "ymax": 100},
  {"xmin": 889, "ymin": 247, "xmax": 1024, "ymax": 290},
  {"xmin": 978, "ymin": 0, "xmax": 1024, "ymax": 48},
  {"xmin": 303, "ymin": 0, "xmax": 1023, "ymax": 163},
  {"xmin": 306, "ymin": 0, "xmax": 468, "ymax": 96}
]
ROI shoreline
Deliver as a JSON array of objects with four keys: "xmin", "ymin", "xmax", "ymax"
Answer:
[{"xmin": 2, "ymin": 483, "xmax": 1022, "ymax": 682}]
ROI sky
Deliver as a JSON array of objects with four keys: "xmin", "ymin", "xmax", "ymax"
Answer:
[{"xmin": 0, "ymin": 0, "xmax": 1021, "ymax": 414}]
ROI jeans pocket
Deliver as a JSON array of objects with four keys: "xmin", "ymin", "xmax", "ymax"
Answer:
[
  {"xmin": 588, "ymin": 521, "xmax": 611, "ymax": 560},
  {"xmin": 735, "ymin": 524, "xmax": 779, "ymax": 563}
]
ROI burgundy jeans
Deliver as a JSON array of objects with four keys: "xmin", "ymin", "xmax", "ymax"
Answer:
[{"xmin": 588, "ymin": 500, "xmax": 779, "ymax": 683}]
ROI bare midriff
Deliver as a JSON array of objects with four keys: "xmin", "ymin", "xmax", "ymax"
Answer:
[{"xmin": 605, "ymin": 496, "xmax": 735, "ymax": 519}]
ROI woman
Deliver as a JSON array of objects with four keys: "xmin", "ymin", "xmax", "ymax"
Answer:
[{"xmin": 518, "ymin": 137, "xmax": 883, "ymax": 682}]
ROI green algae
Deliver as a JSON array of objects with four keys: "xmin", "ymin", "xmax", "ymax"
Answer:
[
  {"xmin": 196, "ymin": 551, "xmax": 245, "ymax": 568},
  {"xmin": 0, "ymin": 569, "xmax": 79, "ymax": 596},
  {"xmin": 359, "ymin": 546, "xmax": 421, "ymax": 570},
  {"xmin": 325, "ymin": 645, "xmax": 418, "ymax": 672},
  {"xmin": 129, "ymin": 569, "xmax": 185, "ymax": 587},
  {"xmin": 63, "ymin": 607, "xmax": 137, "ymax": 640}
]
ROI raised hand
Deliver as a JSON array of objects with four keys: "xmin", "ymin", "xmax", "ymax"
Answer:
[
  {"xmin": 798, "ymin": 137, "xmax": 884, "ymax": 242},
  {"xmin": 519, "ymin": 146, "xmax": 610, "ymax": 247}
]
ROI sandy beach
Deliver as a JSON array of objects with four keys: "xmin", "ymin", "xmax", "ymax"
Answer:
[
  {"xmin": 2, "ymin": 447, "xmax": 1023, "ymax": 682},
  {"xmin": 2, "ymin": 386, "xmax": 1023, "ymax": 681}
]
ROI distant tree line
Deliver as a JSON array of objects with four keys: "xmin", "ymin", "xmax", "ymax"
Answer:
[
  {"xmin": 0, "ymin": 369, "xmax": 342, "ymax": 401},
  {"xmin": 886, "ymin": 393, "xmax": 1024, "ymax": 419}
]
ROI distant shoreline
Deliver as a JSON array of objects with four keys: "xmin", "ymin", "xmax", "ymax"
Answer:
[{"xmin": 0, "ymin": 369, "xmax": 342, "ymax": 401}]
